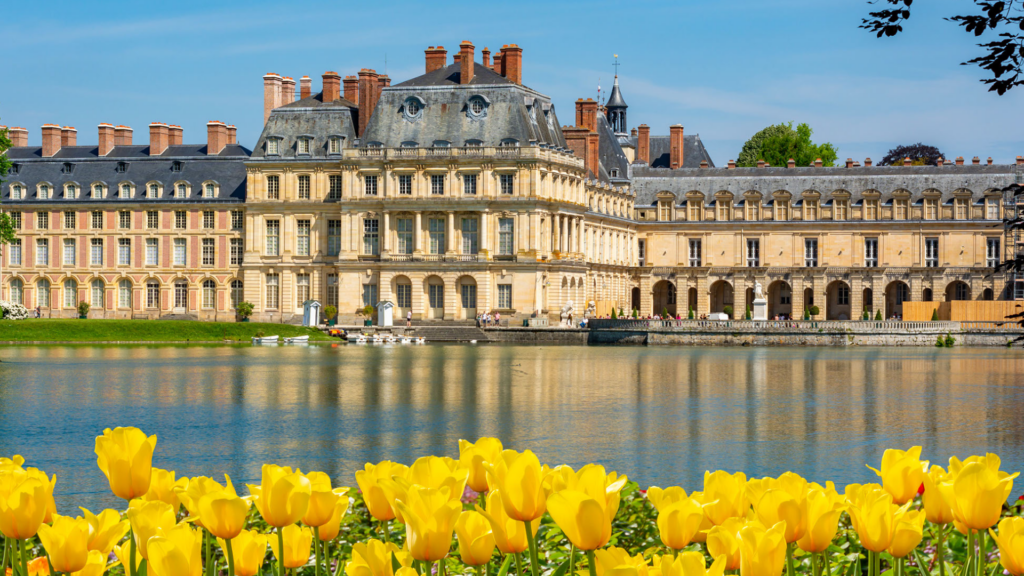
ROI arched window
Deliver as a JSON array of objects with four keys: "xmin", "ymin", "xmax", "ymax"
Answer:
[
  {"xmin": 146, "ymin": 281, "xmax": 161, "ymax": 309},
  {"xmin": 202, "ymin": 280, "xmax": 216, "ymax": 309},
  {"xmin": 10, "ymin": 279, "xmax": 24, "ymax": 305},
  {"xmin": 92, "ymin": 184, "xmax": 103, "ymax": 199},
  {"xmin": 120, "ymin": 183, "xmax": 131, "ymax": 198},
  {"xmin": 91, "ymin": 279, "xmax": 105, "ymax": 308},
  {"xmin": 37, "ymin": 279, "xmax": 51, "ymax": 308},
  {"xmin": 64, "ymin": 279, "xmax": 78, "ymax": 309},
  {"xmin": 119, "ymin": 280, "xmax": 133, "ymax": 309},
  {"xmin": 230, "ymin": 280, "xmax": 244, "ymax": 309}
]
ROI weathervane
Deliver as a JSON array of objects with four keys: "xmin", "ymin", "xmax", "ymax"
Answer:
[{"xmin": 613, "ymin": 54, "xmax": 620, "ymax": 77}]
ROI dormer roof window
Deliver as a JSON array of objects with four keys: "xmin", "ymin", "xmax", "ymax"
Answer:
[
  {"xmin": 61, "ymin": 163, "xmax": 75, "ymax": 175},
  {"xmin": 402, "ymin": 97, "xmax": 425, "ymax": 122},
  {"xmin": 171, "ymin": 161, "xmax": 183, "ymax": 173},
  {"xmin": 328, "ymin": 136, "xmax": 343, "ymax": 154},
  {"xmin": 297, "ymin": 136, "xmax": 312, "ymax": 155},
  {"xmin": 266, "ymin": 138, "xmax": 281, "ymax": 156},
  {"xmin": 116, "ymin": 162, "xmax": 129, "ymax": 173}
]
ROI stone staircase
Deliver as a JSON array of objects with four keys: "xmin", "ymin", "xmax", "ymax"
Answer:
[{"xmin": 410, "ymin": 325, "xmax": 490, "ymax": 342}]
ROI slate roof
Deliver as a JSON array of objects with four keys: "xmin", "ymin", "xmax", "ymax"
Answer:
[
  {"xmin": 623, "ymin": 135, "xmax": 715, "ymax": 169},
  {"xmin": 594, "ymin": 113, "xmax": 631, "ymax": 185},
  {"xmin": 251, "ymin": 91, "xmax": 359, "ymax": 160},
  {"xmin": 394, "ymin": 62, "xmax": 515, "ymax": 87},
  {"xmin": 605, "ymin": 76, "xmax": 627, "ymax": 109}
]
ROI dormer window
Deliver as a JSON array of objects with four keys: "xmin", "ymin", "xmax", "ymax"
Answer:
[
  {"xmin": 366, "ymin": 142, "xmax": 383, "ymax": 149},
  {"xmin": 433, "ymin": 140, "xmax": 451, "ymax": 148},
  {"xmin": 39, "ymin": 184, "xmax": 50, "ymax": 200},
  {"xmin": 267, "ymin": 139, "xmax": 280, "ymax": 155},
  {"xmin": 176, "ymin": 184, "xmax": 187, "ymax": 199},
  {"xmin": 92, "ymin": 184, "xmax": 103, "ymax": 199},
  {"xmin": 499, "ymin": 139, "xmax": 519, "ymax": 147},
  {"xmin": 468, "ymin": 96, "xmax": 489, "ymax": 118},
  {"xmin": 61, "ymin": 163, "xmax": 75, "ymax": 175},
  {"xmin": 401, "ymin": 141, "xmax": 419, "ymax": 148},
  {"xmin": 328, "ymin": 137, "xmax": 342, "ymax": 154},
  {"xmin": 65, "ymin": 184, "xmax": 77, "ymax": 199},
  {"xmin": 116, "ymin": 162, "xmax": 129, "ymax": 173},
  {"xmin": 465, "ymin": 139, "xmax": 483, "ymax": 148},
  {"xmin": 402, "ymin": 97, "xmax": 425, "ymax": 122},
  {"xmin": 610, "ymin": 169, "xmax": 619, "ymax": 178},
  {"xmin": 148, "ymin": 184, "xmax": 160, "ymax": 199},
  {"xmin": 120, "ymin": 183, "xmax": 131, "ymax": 199},
  {"xmin": 297, "ymin": 137, "xmax": 311, "ymax": 155},
  {"xmin": 171, "ymin": 161, "xmax": 183, "ymax": 173},
  {"xmin": 11, "ymin": 184, "xmax": 22, "ymax": 200},
  {"xmin": 8, "ymin": 164, "xmax": 18, "ymax": 176},
  {"xmin": 204, "ymin": 183, "xmax": 215, "ymax": 198}
]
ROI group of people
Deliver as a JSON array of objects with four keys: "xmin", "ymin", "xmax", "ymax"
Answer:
[{"xmin": 475, "ymin": 312, "xmax": 502, "ymax": 327}]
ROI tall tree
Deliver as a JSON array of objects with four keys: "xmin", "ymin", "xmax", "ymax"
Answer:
[
  {"xmin": 878, "ymin": 143, "xmax": 946, "ymax": 166},
  {"xmin": 737, "ymin": 122, "xmax": 838, "ymax": 168},
  {"xmin": 861, "ymin": 0, "xmax": 1024, "ymax": 94},
  {"xmin": 0, "ymin": 123, "xmax": 14, "ymax": 247}
]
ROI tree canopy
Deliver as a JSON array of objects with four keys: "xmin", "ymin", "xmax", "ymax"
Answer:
[
  {"xmin": 861, "ymin": 0, "xmax": 1024, "ymax": 94},
  {"xmin": 0, "ymin": 123, "xmax": 14, "ymax": 246},
  {"xmin": 736, "ymin": 122, "xmax": 838, "ymax": 168},
  {"xmin": 878, "ymin": 143, "xmax": 947, "ymax": 166}
]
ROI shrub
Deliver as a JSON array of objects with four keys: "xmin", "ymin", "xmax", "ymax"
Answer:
[
  {"xmin": 944, "ymin": 333, "xmax": 955, "ymax": 347},
  {"xmin": 809, "ymin": 305, "xmax": 820, "ymax": 317},
  {"xmin": 862, "ymin": 308, "xmax": 870, "ymax": 320},
  {"xmin": 875, "ymin": 310, "xmax": 883, "ymax": 321},
  {"xmin": 723, "ymin": 305, "xmax": 734, "ymax": 317},
  {"xmin": 936, "ymin": 335, "xmax": 945, "ymax": 347},
  {"xmin": 611, "ymin": 308, "xmax": 618, "ymax": 320},
  {"xmin": 77, "ymin": 301, "xmax": 90, "ymax": 317},
  {"xmin": 236, "ymin": 301, "xmax": 255, "ymax": 319},
  {"xmin": 632, "ymin": 308, "xmax": 638, "ymax": 318},
  {"xmin": 362, "ymin": 304, "xmax": 375, "ymax": 318},
  {"xmin": 0, "ymin": 301, "xmax": 29, "ymax": 320},
  {"xmin": 931, "ymin": 309, "xmax": 939, "ymax": 321},
  {"xmin": 745, "ymin": 305, "xmax": 752, "ymax": 319},
  {"xmin": 662, "ymin": 307, "xmax": 669, "ymax": 319},
  {"xmin": 324, "ymin": 305, "xmax": 337, "ymax": 320},
  {"xmin": 688, "ymin": 306, "xmax": 694, "ymax": 319}
]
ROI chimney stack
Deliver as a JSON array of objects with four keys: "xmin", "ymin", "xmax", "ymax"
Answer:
[
  {"xmin": 61, "ymin": 126, "xmax": 77, "ymax": 147},
  {"xmin": 227, "ymin": 125, "xmax": 237, "ymax": 144},
  {"xmin": 281, "ymin": 77, "xmax": 296, "ymax": 104},
  {"xmin": 453, "ymin": 54, "xmax": 460, "ymax": 63},
  {"xmin": 987, "ymin": 157, "xmax": 994, "ymax": 165},
  {"xmin": 493, "ymin": 48, "xmax": 504, "ymax": 74},
  {"xmin": 300, "ymin": 76, "xmax": 311, "ymax": 100},
  {"xmin": 207, "ymin": 121, "xmax": 228, "ymax": 155},
  {"xmin": 357, "ymin": 69, "xmax": 380, "ymax": 138},
  {"xmin": 669, "ymin": 125, "xmax": 684, "ymax": 169},
  {"xmin": 8, "ymin": 127, "xmax": 28, "ymax": 148},
  {"xmin": 504, "ymin": 44, "xmax": 523, "ymax": 84},
  {"xmin": 482, "ymin": 47, "xmax": 491, "ymax": 67},
  {"xmin": 787, "ymin": 158, "xmax": 796, "ymax": 168},
  {"xmin": 637, "ymin": 124, "xmax": 650, "ymax": 164},
  {"xmin": 149, "ymin": 122, "xmax": 169, "ymax": 156},
  {"xmin": 1016, "ymin": 156, "xmax": 1024, "ymax": 166},
  {"xmin": 114, "ymin": 125, "xmax": 133, "ymax": 146},
  {"xmin": 322, "ymin": 71, "xmax": 341, "ymax": 103},
  {"xmin": 955, "ymin": 156, "xmax": 964, "ymax": 166},
  {"xmin": 630, "ymin": 127, "xmax": 637, "ymax": 138},
  {"xmin": 585, "ymin": 131, "xmax": 600, "ymax": 177},
  {"xmin": 727, "ymin": 159, "xmax": 736, "ymax": 169},
  {"xmin": 757, "ymin": 160, "xmax": 766, "ymax": 168},
  {"xmin": 168, "ymin": 125, "xmax": 182, "ymax": 146},
  {"xmin": 425, "ymin": 46, "xmax": 447, "ymax": 73},
  {"xmin": 700, "ymin": 160, "xmax": 709, "ymax": 168},
  {"xmin": 575, "ymin": 99, "xmax": 598, "ymax": 132},
  {"xmin": 263, "ymin": 73, "xmax": 282, "ymax": 124},
  {"xmin": 865, "ymin": 157, "xmax": 873, "ymax": 166},
  {"xmin": 903, "ymin": 157, "xmax": 911, "ymax": 167},
  {"xmin": 460, "ymin": 41, "xmax": 475, "ymax": 85},
  {"xmin": 972, "ymin": 156, "xmax": 980, "ymax": 165},
  {"xmin": 814, "ymin": 158, "xmax": 823, "ymax": 168},
  {"xmin": 98, "ymin": 124, "xmax": 115, "ymax": 156},
  {"xmin": 41, "ymin": 124, "xmax": 61, "ymax": 157},
  {"xmin": 845, "ymin": 158, "xmax": 854, "ymax": 168},
  {"xmin": 343, "ymin": 76, "xmax": 358, "ymax": 102},
  {"xmin": 378, "ymin": 74, "xmax": 391, "ymax": 90}
]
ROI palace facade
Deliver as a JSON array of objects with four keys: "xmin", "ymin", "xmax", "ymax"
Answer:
[{"xmin": 2, "ymin": 42, "xmax": 1022, "ymax": 322}]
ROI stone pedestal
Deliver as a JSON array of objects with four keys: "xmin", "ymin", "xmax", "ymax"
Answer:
[{"xmin": 753, "ymin": 298, "xmax": 768, "ymax": 320}]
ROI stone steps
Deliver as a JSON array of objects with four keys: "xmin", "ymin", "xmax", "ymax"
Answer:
[{"xmin": 410, "ymin": 326, "xmax": 489, "ymax": 342}]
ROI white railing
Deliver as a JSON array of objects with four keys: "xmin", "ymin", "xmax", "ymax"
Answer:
[
  {"xmin": 586, "ymin": 319, "xmax": 999, "ymax": 332},
  {"xmin": 343, "ymin": 146, "xmax": 583, "ymax": 168}
]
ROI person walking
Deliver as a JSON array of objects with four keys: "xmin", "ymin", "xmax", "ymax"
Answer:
[{"xmin": 406, "ymin": 309, "xmax": 412, "ymax": 327}]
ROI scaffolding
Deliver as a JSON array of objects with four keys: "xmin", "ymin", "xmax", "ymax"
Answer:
[{"xmin": 1007, "ymin": 167, "xmax": 1024, "ymax": 300}]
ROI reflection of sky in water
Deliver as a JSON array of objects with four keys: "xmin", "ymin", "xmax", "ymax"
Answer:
[{"xmin": 1, "ymin": 344, "xmax": 1023, "ymax": 513}]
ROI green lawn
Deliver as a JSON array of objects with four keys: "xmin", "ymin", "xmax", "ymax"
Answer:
[{"xmin": 0, "ymin": 319, "xmax": 333, "ymax": 342}]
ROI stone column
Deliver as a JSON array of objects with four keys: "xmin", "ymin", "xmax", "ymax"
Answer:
[
  {"xmin": 560, "ymin": 216, "xmax": 568, "ymax": 253},
  {"xmin": 579, "ymin": 219, "xmax": 586, "ymax": 258},
  {"xmin": 480, "ymin": 211, "xmax": 489, "ymax": 258},
  {"xmin": 382, "ymin": 211, "xmax": 390, "ymax": 254},
  {"xmin": 414, "ymin": 212, "xmax": 423, "ymax": 254},
  {"xmin": 447, "ymin": 212, "xmax": 455, "ymax": 254},
  {"xmin": 552, "ymin": 214, "xmax": 560, "ymax": 254}
]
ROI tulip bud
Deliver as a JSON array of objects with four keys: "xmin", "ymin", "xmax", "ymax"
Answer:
[
  {"xmin": 218, "ymin": 530, "xmax": 269, "ymax": 576},
  {"xmin": 456, "ymin": 510, "xmax": 496, "ymax": 566},
  {"xmin": 459, "ymin": 438, "xmax": 504, "ymax": 493},
  {"xmin": 393, "ymin": 485, "xmax": 462, "ymax": 562},
  {"xmin": 37, "ymin": 514, "xmax": 92, "ymax": 573},
  {"xmin": 867, "ymin": 447, "xmax": 929, "ymax": 505},
  {"xmin": 270, "ymin": 524, "xmax": 314, "ymax": 569},
  {"xmin": 247, "ymin": 464, "xmax": 311, "ymax": 528},
  {"xmin": 94, "ymin": 427, "xmax": 157, "ymax": 501}
]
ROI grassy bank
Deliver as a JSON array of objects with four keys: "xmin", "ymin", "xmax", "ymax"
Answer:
[{"xmin": 0, "ymin": 319, "xmax": 332, "ymax": 342}]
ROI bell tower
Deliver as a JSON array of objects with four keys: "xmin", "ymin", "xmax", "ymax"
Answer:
[{"xmin": 605, "ymin": 56, "xmax": 628, "ymax": 136}]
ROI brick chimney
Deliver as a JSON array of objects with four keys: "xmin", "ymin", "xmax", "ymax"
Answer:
[
  {"xmin": 41, "ymin": 124, "xmax": 61, "ymax": 157},
  {"xmin": 357, "ymin": 69, "xmax": 380, "ymax": 138},
  {"xmin": 149, "ymin": 122, "xmax": 169, "ymax": 156},
  {"xmin": 453, "ymin": 54, "xmax": 460, "ymax": 63},
  {"xmin": 757, "ymin": 160, "xmax": 766, "ymax": 168},
  {"xmin": 300, "ymin": 76, "xmax": 311, "ymax": 100},
  {"xmin": 263, "ymin": 73, "xmax": 282, "ymax": 124},
  {"xmin": 322, "ymin": 71, "xmax": 341, "ymax": 103},
  {"xmin": 227, "ymin": 125, "xmax": 237, "ymax": 144},
  {"xmin": 814, "ymin": 158, "xmax": 823, "ymax": 168},
  {"xmin": 845, "ymin": 158, "xmax": 854, "ymax": 168},
  {"xmin": 630, "ymin": 127, "xmax": 637, "ymax": 138},
  {"xmin": 343, "ymin": 76, "xmax": 358, "ymax": 103},
  {"xmin": 425, "ymin": 46, "xmax": 447, "ymax": 73},
  {"xmin": 504, "ymin": 44, "xmax": 523, "ymax": 84},
  {"xmin": 972, "ymin": 156, "xmax": 980, "ymax": 165},
  {"xmin": 988, "ymin": 157, "xmax": 994, "ymax": 165},
  {"xmin": 787, "ymin": 158, "xmax": 796, "ymax": 168},
  {"xmin": 1017, "ymin": 156, "xmax": 1023, "ymax": 165},
  {"xmin": 586, "ymin": 131, "xmax": 599, "ymax": 176},
  {"xmin": 865, "ymin": 157, "xmax": 873, "ymax": 166},
  {"xmin": 637, "ymin": 124, "xmax": 650, "ymax": 164},
  {"xmin": 98, "ymin": 123, "xmax": 115, "ymax": 156},
  {"xmin": 576, "ymin": 99, "xmax": 598, "ymax": 132},
  {"xmin": 669, "ymin": 125, "xmax": 684, "ymax": 169},
  {"xmin": 378, "ymin": 75, "xmax": 391, "ymax": 90},
  {"xmin": 482, "ymin": 47, "xmax": 491, "ymax": 67},
  {"xmin": 903, "ymin": 157, "xmax": 911, "ymax": 167},
  {"xmin": 281, "ymin": 77, "xmax": 296, "ymax": 104},
  {"xmin": 8, "ymin": 127, "xmax": 28, "ymax": 148},
  {"xmin": 168, "ymin": 125, "xmax": 182, "ymax": 146},
  {"xmin": 460, "ymin": 41, "xmax": 475, "ymax": 85},
  {"xmin": 727, "ymin": 159, "xmax": 736, "ymax": 169},
  {"xmin": 700, "ymin": 160, "xmax": 709, "ymax": 168},
  {"xmin": 207, "ymin": 121, "xmax": 228, "ymax": 155},
  {"xmin": 493, "ymin": 48, "xmax": 504, "ymax": 74},
  {"xmin": 115, "ymin": 125, "xmax": 133, "ymax": 146},
  {"xmin": 61, "ymin": 126, "xmax": 77, "ymax": 147}
]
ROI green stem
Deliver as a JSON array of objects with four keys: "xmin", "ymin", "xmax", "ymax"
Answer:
[
  {"xmin": 20, "ymin": 539, "xmax": 28, "ymax": 576},
  {"xmin": 205, "ymin": 528, "xmax": 215, "ymax": 576},
  {"xmin": 978, "ymin": 529, "xmax": 986, "ymax": 576},
  {"xmin": 46, "ymin": 550, "xmax": 54, "ymax": 576},
  {"xmin": 437, "ymin": 559, "xmax": 444, "ymax": 576},
  {"xmin": 586, "ymin": 550, "xmax": 597, "ymax": 576},
  {"xmin": 875, "ymin": 550, "xmax": 880, "ymax": 576},
  {"xmin": 313, "ymin": 526, "xmax": 321, "ymax": 576},
  {"xmin": 515, "ymin": 553, "xmax": 525, "ymax": 576},
  {"xmin": 967, "ymin": 529, "xmax": 975, "ymax": 576},
  {"xmin": 382, "ymin": 520, "xmax": 390, "ymax": 545},
  {"xmin": 1, "ymin": 538, "xmax": 7, "ymax": 575},
  {"xmin": 672, "ymin": 548, "xmax": 678, "ymax": 559},
  {"xmin": 867, "ymin": 550, "xmax": 874, "ymax": 576},
  {"xmin": 569, "ymin": 545, "xmax": 576, "ymax": 576},
  {"xmin": 278, "ymin": 527, "xmax": 286, "ymax": 576},
  {"xmin": 333, "ymin": 541, "xmax": 344, "ymax": 576},
  {"xmin": 524, "ymin": 521, "xmax": 540, "ymax": 576},
  {"xmin": 226, "ymin": 537, "xmax": 236, "ymax": 576},
  {"xmin": 811, "ymin": 552, "xmax": 819, "ymax": 576},
  {"xmin": 130, "ymin": 527, "xmax": 138, "ymax": 576},
  {"xmin": 786, "ymin": 542, "xmax": 795, "ymax": 576},
  {"xmin": 936, "ymin": 524, "xmax": 946, "ymax": 576},
  {"xmin": 824, "ymin": 548, "xmax": 832, "ymax": 576}
]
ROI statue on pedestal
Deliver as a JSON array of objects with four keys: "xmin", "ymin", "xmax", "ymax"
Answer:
[
  {"xmin": 560, "ymin": 301, "xmax": 575, "ymax": 327},
  {"xmin": 754, "ymin": 280, "xmax": 765, "ymax": 301},
  {"xmin": 584, "ymin": 300, "xmax": 596, "ymax": 319}
]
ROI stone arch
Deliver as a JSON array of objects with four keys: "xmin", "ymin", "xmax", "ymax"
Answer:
[
  {"xmin": 767, "ymin": 280, "xmax": 792, "ymax": 319},
  {"xmin": 687, "ymin": 287, "xmax": 698, "ymax": 315},
  {"xmin": 885, "ymin": 281, "xmax": 911, "ymax": 319},
  {"xmin": 825, "ymin": 280, "xmax": 851, "ymax": 320},
  {"xmin": 945, "ymin": 280, "xmax": 971, "ymax": 302},
  {"xmin": 922, "ymin": 287, "xmax": 934, "ymax": 302},
  {"xmin": 631, "ymin": 287, "xmax": 641, "ymax": 313},
  {"xmin": 863, "ymin": 288, "xmax": 874, "ymax": 317},
  {"xmin": 424, "ymin": 275, "xmax": 445, "ymax": 320},
  {"xmin": 456, "ymin": 274, "xmax": 478, "ymax": 320},
  {"xmin": 652, "ymin": 280, "xmax": 677, "ymax": 317},
  {"xmin": 172, "ymin": 278, "xmax": 190, "ymax": 312},
  {"xmin": 709, "ymin": 280, "xmax": 734, "ymax": 316}
]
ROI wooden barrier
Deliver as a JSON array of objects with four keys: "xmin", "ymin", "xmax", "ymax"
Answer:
[
  {"xmin": 901, "ymin": 300, "xmax": 1023, "ymax": 321},
  {"xmin": 903, "ymin": 302, "xmax": 943, "ymax": 321}
]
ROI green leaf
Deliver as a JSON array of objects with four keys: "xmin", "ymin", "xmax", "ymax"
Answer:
[
  {"xmin": 392, "ymin": 551, "xmax": 402, "ymax": 573},
  {"xmin": 549, "ymin": 558, "xmax": 570, "ymax": 576},
  {"xmin": 497, "ymin": 554, "xmax": 515, "ymax": 576}
]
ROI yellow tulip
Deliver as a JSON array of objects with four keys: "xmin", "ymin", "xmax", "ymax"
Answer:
[
  {"xmin": 0, "ymin": 467, "xmax": 55, "ymax": 539},
  {"xmin": 10, "ymin": 556, "xmax": 51, "ymax": 576},
  {"xmin": 845, "ymin": 485, "xmax": 899, "ymax": 553},
  {"xmin": 196, "ymin": 488, "xmax": 251, "ymax": 540},
  {"xmin": 547, "ymin": 465, "xmax": 627, "ymax": 551},
  {"xmin": 38, "ymin": 514, "xmax": 92, "ymax": 573},
  {"xmin": 706, "ymin": 518, "xmax": 745, "ymax": 571},
  {"xmin": 218, "ymin": 529, "xmax": 269, "ymax": 576},
  {"xmin": 867, "ymin": 447, "xmax": 929, "ymax": 505},
  {"xmin": 113, "ymin": 542, "xmax": 143, "ymax": 573},
  {"xmin": 125, "ymin": 498, "xmax": 177, "ymax": 560},
  {"xmin": 476, "ymin": 489, "xmax": 537, "ymax": 554},
  {"xmin": 939, "ymin": 454, "xmax": 1018, "ymax": 531},
  {"xmin": 483, "ymin": 449, "xmax": 551, "ymax": 522},
  {"xmin": 346, "ymin": 539, "xmax": 405, "ymax": 576},
  {"xmin": 0, "ymin": 455, "xmax": 25, "ymax": 469},
  {"xmin": 685, "ymin": 490, "xmax": 717, "ymax": 543},
  {"xmin": 303, "ymin": 471, "xmax": 349, "ymax": 528},
  {"xmin": 354, "ymin": 461, "xmax": 409, "ymax": 522},
  {"xmin": 317, "ymin": 495, "xmax": 351, "ymax": 542},
  {"xmin": 921, "ymin": 466, "xmax": 955, "ymax": 525},
  {"xmin": 887, "ymin": 508, "xmax": 925, "ymax": 559},
  {"xmin": 752, "ymin": 489, "xmax": 803, "ymax": 544},
  {"xmin": 79, "ymin": 507, "xmax": 130, "ymax": 556},
  {"xmin": 71, "ymin": 550, "xmax": 109, "ymax": 576},
  {"xmin": 653, "ymin": 493, "xmax": 707, "ymax": 550},
  {"xmin": 738, "ymin": 520, "xmax": 787, "ymax": 576},
  {"xmin": 989, "ymin": 517, "xmax": 1024, "ymax": 576},
  {"xmin": 795, "ymin": 488, "xmax": 846, "ymax": 553},
  {"xmin": 395, "ymin": 569, "xmax": 419, "ymax": 576},
  {"xmin": 658, "ymin": 551, "xmax": 727, "ymax": 576},
  {"xmin": 94, "ymin": 427, "xmax": 157, "ymax": 501},
  {"xmin": 176, "ymin": 475, "xmax": 233, "ymax": 528},
  {"xmin": 646, "ymin": 486, "xmax": 689, "ymax": 511},
  {"xmin": 393, "ymin": 485, "xmax": 462, "ymax": 562},
  {"xmin": 270, "ymin": 524, "xmax": 313, "ymax": 569},
  {"xmin": 703, "ymin": 471, "xmax": 748, "ymax": 526},
  {"xmin": 247, "ymin": 464, "xmax": 312, "ymax": 528},
  {"xmin": 459, "ymin": 438, "xmax": 504, "ymax": 493},
  {"xmin": 143, "ymin": 468, "xmax": 188, "ymax": 514},
  {"xmin": 594, "ymin": 547, "xmax": 651, "ymax": 576},
  {"xmin": 456, "ymin": 510, "xmax": 496, "ymax": 566},
  {"xmin": 387, "ymin": 456, "xmax": 469, "ymax": 511},
  {"xmin": 147, "ymin": 523, "xmax": 203, "ymax": 576}
]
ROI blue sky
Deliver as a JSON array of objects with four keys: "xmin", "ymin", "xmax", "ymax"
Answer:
[{"xmin": 3, "ymin": 0, "xmax": 1022, "ymax": 164}]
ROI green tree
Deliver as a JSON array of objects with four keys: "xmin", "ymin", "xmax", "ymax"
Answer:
[
  {"xmin": 0, "ymin": 123, "xmax": 15, "ymax": 296},
  {"xmin": 736, "ymin": 122, "xmax": 838, "ymax": 168}
]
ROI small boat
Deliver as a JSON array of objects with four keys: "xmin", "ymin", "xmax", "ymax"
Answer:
[
  {"xmin": 252, "ymin": 335, "xmax": 279, "ymax": 344},
  {"xmin": 469, "ymin": 340, "xmax": 478, "ymax": 344},
  {"xmin": 414, "ymin": 336, "xmax": 426, "ymax": 344},
  {"xmin": 353, "ymin": 334, "xmax": 368, "ymax": 344},
  {"xmin": 283, "ymin": 335, "xmax": 309, "ymax": 344},
  {"xmin": 384, "ymin": 334, "xmax": 397, "ymax": 344},
  {"xmin": 399, "ymin": 336, "xmax": 413, "ymax": 344},
  {"xmin": 371, "ymin": 334, "xmax": 385, "ymax": 344}
]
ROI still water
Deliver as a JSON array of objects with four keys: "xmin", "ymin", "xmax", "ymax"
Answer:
[{"xmin": 1, "ymin": 344, "xmax": 1023, "ymax": 512}]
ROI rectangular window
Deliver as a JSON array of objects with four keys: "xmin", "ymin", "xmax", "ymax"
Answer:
[
  {"xmin": 202, "ymin": 238, "xmax": 215, "ymax": 266},
  {"xmin": 954, "ymin": 197, "xmax": 969, "ymax": 220},
  {"xmin": 864, "ymin": 199, "xmax": 878, "ymax": 220},
  {"xmin": 461, "ymin": 218, "xmax": 478, "ymax": 254},
  {"xmin": 398, "ymin": 175, "xmax": 412, "ymax": 195},
  {"xmin": 328, "ymin": 175, "xmax": 342, "ymax": 199},
  {"xmin": 322, "ymin": 219, "xmax": 340, "ymax": 257},
  {"xmin": 91, "ymin": 211, "xmax": 103, "ymax": 230},
  {"xmin": 395, "ymin": 283, "xmax": 411, "ymax": 308},
  {"xmin": 39, "ymin": 185, "xmax": 50, "ymax": 199},
  {"xmin": 147, "ymin": 211, "xmax": 159, "ymax": 229},
  {"xmin": 175, "ymin": 211, "xmax": 187, "ymax": 230},
  {"xmin": 497, "ymin": 284, "xmax": 512, "ymax": 309},
  {"xmin": 118, "ymin": 238, "xmax": 130, "ymax": 266},
  {"xmin": 638, "ymin": 239, "xmax": 646, "ymax": 266},
  {"xmin": 689, "ymin": 239, "xmax": 702, "ymax": 267},
  {"xmin": 230, "ymin": 238, "xmax": 243, "ymax": 265},
  {"xmin": 118, "ymin": 281, "xmax": 132, "ymax": 309},
  {"xmin": 364, "ymin": 175, "xmax": 378, "ymax": 196},
  {"xmin": 463, "ymin": 174, "xmax": 477, "ymax": 195},
  {"xmin": 362, "ymin": 283, "xmax": 378, "ymax": 307},
  {"xmin": 429, "ymin": 218, "xmax": 445, "ymax": 254},
  {"xmin": 37, "ymin": 282, "xmax": 50, "ymax": 308},
  {"xmin": 36, "ymin": 239, "xmax": 49, "ymax": 266},
  {"xmin": 11, "ymin": 185, "xmax": 22, "ymax": 200},
  {"xmin": 804, "ymin": 200, "xmax": 818, "ymax": 221},
  {"xmin": 987, "ymin": 198, "xmax": 1000, "ymax": 220},
  {"xmin": 987, "ymin": 238, "xmax": 1001, "ymax": 268},
  {"xmin": 265, "ymin": 220, "xmax": 280, "ymax": 256},
  {"xmin": 499, "ymin": 174, "xmax": 514, "ymax": 195},
  {"xmin": 746, "ymin": 239, "xmax": 760, "ymax": 267},
  {"xmin": 37, "ymin": 212, "xmax": 49, "ymax": 230},
  {"xmin": 838, "ymin": 285, "xmax": 850, "ymax": 306},
  {"xmin": 64, "ymin": 211, "xmax": 76, "ymax": 230},
  {"xmin": 145, "ymin": 239, "xmax": 158, "ymax": 266},
  {"xmin": 9, "ymin": 240, "xmax": 21, "ymax": 266},
  {"xmin": 865, "ymin": 238, "xmax": 878, "ymax": 268},
  {"xmin": 396, "ymin": 218, "xmax": 413, "ymax": 255},
  {"xmin": 231, "ymin": 210, "xmax": 244, "ymax": 230},
  {"xmin": 745, "ymin": 201, "xmax": 759, "ymax": 221},
  {"xmin": 120, "ymin": 184, "xmax": 131, "ymax": 199},
  {"xmin": 175, "ymin": 184, "xmax": 186, "ymax": 199},
  {"xmin": 296, "ymin": 273, "xmax": 310, "ymax": 306},
  {"xmin": 894, "ymin": 198, "xmax": 908, "ymax": 220},
  {"xmin": 63, "ymin": 239, "xmax": 76, "ymax": 266},
  {"xmin": 267, "ymin": 139, "xmax": 279, "ymax": 155},
  {"xmin": 11, "ymin": 212, "xmax": 21, "ymax": 230},
  {"xmin": 363, "ymin": 218, "xmax": 379, "ymax": 255},
  {"xmin": 91, "ymin": 282, "xmax": 103, "ymax": 309},
  {"xmin": 329, "ymin": 138, "xmax": 341, "ymax": 154},
  {"xmin": 325, "ymin": 274, "xmax": 338, "ymax": 308},
  {"xmin": 267, "ymin": 176, "xmax": 280, "ymax": 200},
  {"xmin": 265, "ymin": 274, "xmax": 279, "ymax": 309},
  {"xmin": 431, "ymin": 174, "xmax": 445, "ymax": 195},
  {"xmin": 118, "ymin": 211, "xmax": 131, "ymax": 229},
  {"xmin": 173, "ymin": 238, "xmax": 186, "ymax": 266},
  {"xmin": 203, "ymin": 211, "xmax": 215, "ymax": 230},
  {"xmin": 296, "ymin": 219, "xmax": 310, "ymax": 256},
  {"xmin": 924, "ymin": 198, "xmax": 938, "ymax": 220},
  {"xmin": 833, "ymin": 200, "xmax": 848, "ymax": 221},
  {"xmin": 298, "ymin": 138, "xmax": 310, "ymax": 155},
  {"xmin": 775, "ymin": 201, "xmax": 789, "ymax": 221},
  {"xmin": 925, "ymin": 238, "xmax": 939, "ymax": 267},
  {"xmin": 659, "ymin": 203, "xmax": 672, "ymax": 222},
  {"xmin": 148, "ymin": 184, "xmax": 159, "ymax": 199},
  {"xmin": 804, "ymin": 238, "xmax": 818, "ymax": 267},
  {"xmin": 298, "ymin": 175, "xmax": 310, "ymax": 200},
  {"xmin": 87, "ymin": 238, "xmax": 102, "ymax": 266},
  {"xmin": 498, "ymin": 218, "xmax": 514, "ymax": 255},
  {"xmin": 147, "ymin": 283, "xmax": 160, "ymax": 309}
]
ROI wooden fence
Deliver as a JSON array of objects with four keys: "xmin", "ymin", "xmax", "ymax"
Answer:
[{"xmin": 904, "ymin": 301, "xmax": 1024, "ymax": 322}]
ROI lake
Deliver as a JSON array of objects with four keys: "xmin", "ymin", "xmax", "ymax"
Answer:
[{"xmin": 1, "ymin": 344, "xmax": 1023, "ymax": 513}]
